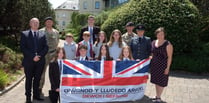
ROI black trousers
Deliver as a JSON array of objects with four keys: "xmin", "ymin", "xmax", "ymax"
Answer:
[
  {"xmin": 24, "ymin": 60, "xmax": 44, "ymax": 98},
  {"xmin": 49, "ymin": 90, "xmax": 59, "ymax": 103}
]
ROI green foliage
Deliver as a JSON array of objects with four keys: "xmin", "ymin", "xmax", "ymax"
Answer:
[
  {"xmin": 0, "ymin": 69, "xmax": 9, "ymax": 90},
  {"xmin": 190, "ymin": 0, "xmax": 209, "ymax": 16},
  {"xmin": 65, "ymin": 12, "xmax": 91, "ymax": 42},
  {"xmin": 0, "ymin": 35, "xmax": 19, "ymax": 51},
  {"xmin": 102, "ymin": 0, "xmax": 200, "ymax": 54},
  {"xmin": 0, "ymin": 0, "xmax": 55, "ymax": 42},
  {"xmin": 95, "ymin": 11, "xmax": 109, "ymax": 27},
  {"xmin": 172, "ymin": 42, "xmax": 209, "ymax": 73},
  {"xmin": 198, "ymin": 16, "xmax": 209, "ymax": 42},
  {"xmin": 0, "ymin": 44, "xmax": 23, "ymax": 71}
]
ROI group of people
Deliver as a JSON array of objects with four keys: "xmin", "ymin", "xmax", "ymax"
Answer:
[{"xmin": 20, "ymin": 15, "xmax": 173, "ymax": 103}]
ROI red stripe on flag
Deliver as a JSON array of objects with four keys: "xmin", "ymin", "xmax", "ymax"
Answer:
[
  {"xmin": 104, "ymin": 61, "xmax": 113, "ymax": 79},
  {"xmin": 61, "ymin": 75, "xmax": 148, "ymax": 86},
  {"xmin": 63, "ymin": 60, "xmax": 91, "ymax": 75},
  {"xmin": 118, "ymin": 58, "xmax": 150, "ymax": 75}
]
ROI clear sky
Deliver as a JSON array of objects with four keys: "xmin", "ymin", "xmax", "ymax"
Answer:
[{"xmin": 48, "ymin": 0, "xmax": 66, "ymax": 9}]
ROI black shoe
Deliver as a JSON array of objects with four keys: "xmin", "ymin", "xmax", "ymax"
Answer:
[
  {"xmin": 25, "ymin": 101, "xmax": 32, "ymax": 103},
  {"xmin": 33, "ymin": 96, "xmax": 44, "ymax": 101},
  {"xmin": 26, "ymin": 97, "xmax": 32, "ymax": 103}
]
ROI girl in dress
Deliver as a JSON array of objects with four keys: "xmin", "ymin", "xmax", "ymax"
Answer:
[{"xmin": 108, "ymin": 29, "xmax": 126, "ymax": 60}]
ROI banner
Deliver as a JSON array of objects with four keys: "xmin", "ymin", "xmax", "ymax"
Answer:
[{"xmin": 60, "ymin": 59, "xmax": 150, "ymax": 103}]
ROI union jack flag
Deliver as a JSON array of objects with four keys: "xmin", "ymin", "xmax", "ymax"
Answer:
[{"xmin": 60, "ymin": 58, "xmax": 151, "ymax": 102}]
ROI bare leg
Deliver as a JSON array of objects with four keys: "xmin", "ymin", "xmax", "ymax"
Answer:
[{"xmin": 155, "ymin": 84, "xmax": 164, "ymax": 99}]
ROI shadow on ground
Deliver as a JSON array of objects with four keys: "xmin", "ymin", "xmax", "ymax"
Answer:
[
  {"xmin": 169, "ymin": 71, "xmax": 209, "ymax": 79},
  {"xmin": 33, "ymin": 96, "xmax": 51, "ymax": 103},
  {"xmin": 35, "ymin": 95, "xmax": 168, "ymax": 103}
]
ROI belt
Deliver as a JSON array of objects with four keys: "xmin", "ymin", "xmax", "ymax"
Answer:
[{"xmin": 49, "ymin": 49, "xmax": 56, "ymax": 53}]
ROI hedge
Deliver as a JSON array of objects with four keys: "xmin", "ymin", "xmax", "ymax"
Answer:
[{"xmin": 101, "ymin": 0, "xmax": 201, "ymax": 54}]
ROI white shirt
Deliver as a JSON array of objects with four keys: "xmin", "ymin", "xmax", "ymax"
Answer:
[
  {"xmin": 79, "ymin": 56, "xmax": 86, "ymax": 61},
  {"xmin": 88, "ymin": 26, "xmax": 94, "ymax": 44},
  {"xmin": 57, "ymin": 59, "xmax": 62, "ymax": 70}
]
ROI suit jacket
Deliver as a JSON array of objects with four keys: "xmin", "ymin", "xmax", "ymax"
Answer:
[
  {"xmin": 79, "ymin": 26, "xmax": 100, "ymax": 43},
  {"xmin": 20, "ymin": 30, "xmax": 48, "ymax": 66},
  {"xmin": 74, "ymin": 56, "xmax": 89, "ymax": 61},
  {"xmin": 130, "ymin": 36, "xmax": 151, "ymax": 60},
  {"xmin": 49, "ymin": 61, "xmax": 60, "ymax": 91}
]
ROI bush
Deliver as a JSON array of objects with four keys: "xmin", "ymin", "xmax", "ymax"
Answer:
[
  {"xmin": 65, "ymin": 12, "xmax": 91, "ymax": 42},
  {"xmin": 0, "ymin": 69, "xmax": 9, "ymax": 90},
  {"xmin": 198, "ymin": 16, "xmax": 209, "ymax": 42},
  {"xmin": 172, "ymin": 42, "xmax": 209, "ymax": 73},
  {"xmin": 0, "ymin": 44, "xmax": 23, "ymax": 71},
  {"xmin": 101, "ymin": 0, "xmax": 201, "ymax": 54}
]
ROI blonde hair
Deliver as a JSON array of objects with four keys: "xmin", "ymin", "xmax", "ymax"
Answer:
[
  {"xmin": 83, "ymin": 31, "xmax": 90, "ymax": 36},
  {"xmin": 108, "ymin": 29, "xmax": 123, "ymax": 48},
  {"xmin": 119, "ymin": 46, "xmax": 134, "ymax": 60},
  {"xmin": 65, "ymin": 33, "xmax": 74, "ymax": 40}
]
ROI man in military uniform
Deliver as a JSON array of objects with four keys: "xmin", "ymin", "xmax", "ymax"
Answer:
[
  {"xmin": 39, "ymin": 17, "xmax": 59, "ymax": 94},
  {"xmin": 130, "ymin": 24, "xmax": 151, "ymax": 60},
  {"xmin": 122, "ymin": 22, "xmax": 137, "ymax": 46}
]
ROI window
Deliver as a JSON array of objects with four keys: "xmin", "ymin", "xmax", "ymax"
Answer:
[
  {"xmin": 118, "ymin": 0, "xmax": 128, "ymax": 4},
  {"xmin": 62, "ymin": 13, "xmax": 66, "ymax": 18},
  {"xmin": 95, "ymin": 1, "xmax": 100, "ymax": 9},
  {"xmin": 62, "ymin": 21, "xmax": 65, "ymax": 26},
  {"xmin": 83, "ymin": 1, "xmax": 87, "ymax": 9}
]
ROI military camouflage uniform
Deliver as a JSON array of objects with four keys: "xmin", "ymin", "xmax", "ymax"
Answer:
[
  {"xmin": 39, "ymin": 27, "xmax": 59, "ymax": 89},
  {"xmin": 122, "ymin": 32, "xmax": 137, "ymax": 46}
]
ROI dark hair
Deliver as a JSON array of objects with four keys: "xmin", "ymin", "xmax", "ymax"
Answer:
[
  {"xmin": 95, "ymin": 31, "xmax": 107, "ymax": 46},
  {"xmin": 54, "ymin": 47, "xmax": 66, "ymax": 61},
  {"xmin": 155, "ymin": 27, "xmax": 166, "ymax": 37},
  {"xmin": 78, "ymin": 45, "xmax": 87, "ymax": 50},
  {"xmin": 97, "ymin": 44, "xmax": 113, "ymax": 60}
]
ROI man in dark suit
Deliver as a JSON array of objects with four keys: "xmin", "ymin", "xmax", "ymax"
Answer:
[
  {"xmin": 20, "ymin": 18, "xmax": 48, "ymax": 103},
  {"xmin": 79, "ymin": 15, "xmax": 100, "ymax": 45},
  {"xmin": 130, "ymin": 24, "xmax": 152, "ymax": 60}
]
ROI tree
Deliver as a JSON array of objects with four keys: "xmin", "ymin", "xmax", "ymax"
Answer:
[
  {"xmin": 190, "ymin": 0, "xmax": 209, "ymax": 16},
  {"xmin": 0, "ymin": 0, "xmax": 55, "ymax": 50},
  {"xmin": 65, "ymin": 12, "xmax": 91, "ymax": 42},
  {"xmin": 102, "ymin": 0, "xmax": 200, "ymax": 54}
]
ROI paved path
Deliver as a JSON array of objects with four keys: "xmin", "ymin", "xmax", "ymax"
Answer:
[{"xmin": 0, "ymin": 71, "xmax": 209, "ymax": 103}]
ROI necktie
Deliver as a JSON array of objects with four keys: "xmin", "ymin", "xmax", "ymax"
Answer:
[
  {"xmin": 34, "ymin": 32, "xmax": 38, "ymax": 53},
  {"xmin": 138, "ymin": 37, "xmax": 142, "ymax": 43},
  {"xmin": 84, "ymin": 41, "xmax": 88, "ymax": 47},
  {"xmin": 59, "ymin": 60, "xmax": 62, "ymax": 72},
  {"xmin": 89, "ymin": 27, "xmax": 93, "ymax": 44}
]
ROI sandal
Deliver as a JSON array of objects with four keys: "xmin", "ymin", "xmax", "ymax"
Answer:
[
  {"xmin": 150, "ymin": 96, "xmax": 157, "ymax": 100},
  {"xmin": 154, "ymin": 98, "xmax": 162, "ymax": 103}
]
